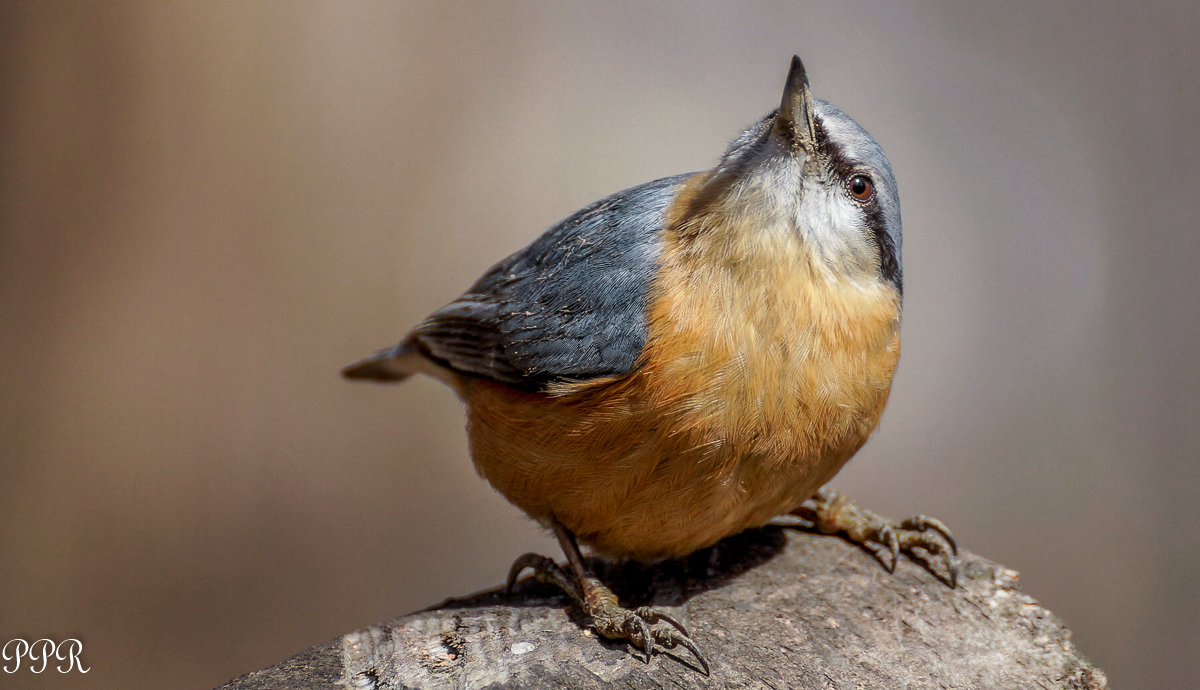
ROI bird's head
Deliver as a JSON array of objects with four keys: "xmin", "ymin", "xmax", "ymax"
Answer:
[{"xmin": 671, "ymin": 56, "xmax": 902, "ymax": 295}]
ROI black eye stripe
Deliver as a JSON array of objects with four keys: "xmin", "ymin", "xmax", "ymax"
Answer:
[
  {"xmin": 814, "ymin": 126, "xmax": 875, "ymax": 199},
  {"xmin": 813, "ymin": 117, "xmax": 902, "ymax": 293}
]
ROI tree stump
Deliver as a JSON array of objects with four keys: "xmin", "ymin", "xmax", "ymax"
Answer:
[{"xmin": 221, "ymin": 526, "xmax": 1106, "ymax": 689}]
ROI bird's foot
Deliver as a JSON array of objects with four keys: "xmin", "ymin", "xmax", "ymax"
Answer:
[
  {"xmin": 793, "ymin": 488, "xmax": 958, "ymax": 587},
  {"xmin": 507, "ymin": 552, "xmax": 709, "ymax": 675},
  {"xmin": 581, "ymin": 576, "xmax": 709, "ymax": 674}
]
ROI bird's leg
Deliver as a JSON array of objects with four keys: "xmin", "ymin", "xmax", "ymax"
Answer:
[
  {"xmin": 792, "ymin": 487, "xmax": 959, "ymax": 587},
  {"xmin": 506, "ymin": 519, "xmax": 710, "ymax": 674}
]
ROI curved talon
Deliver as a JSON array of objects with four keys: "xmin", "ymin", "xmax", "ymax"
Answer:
[
  {"xmin": 505, "ymin": 552, "xmax": 582, "ymax": 601},
  {"xmin": 507, "ymin": 553, "xmax": 549, "ymax": 592},
  {"xmin": 630, "ymin": 616, "xmax": 655, "ymax": 658},
  {"xmin": 913, "ymin": 535, "xmax": 958, "ymax": 587},
  {"xmin": 509, "ymin": 554, "xmax": 552, "ymax": 587},
  {"xmin": 900, "ymin": 515, "xmax": 958, "ymax": 554},
  {"xmin": 902, "ymin": 534, "xmax": 959, "ymax": 587},
  {"xmin": 652, "ymin": 627, "xmax": 711, "ymax": 675},
  {"xmin": 633, "ymin": 606, "xmax": 691, "ymax": 638},
  {"xmin": 884, "ymin": 526, "xmax": 900, "ymax": 573},
  {"xmin": 938, "ymin": 555, "xmax": 957, "ymax": 585},
  {"xmin": 899, "ymin": 529, "xmax": 950, "ymax": 556},
  {"xmin": 939, "ymin": 553, "xmax": 958, "ymax": 588}
]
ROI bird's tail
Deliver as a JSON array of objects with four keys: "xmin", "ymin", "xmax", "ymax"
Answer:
[{"xmin": 341, "ymin": 343, "xmax": 419, "ymax": 382}]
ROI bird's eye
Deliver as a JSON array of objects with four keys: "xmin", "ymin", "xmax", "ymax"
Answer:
[{"xmin": 848, "ymin": 174, "xmax": 875, "ymax": 202}]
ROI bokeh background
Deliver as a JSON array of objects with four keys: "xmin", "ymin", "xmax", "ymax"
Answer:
[{"xmin": 2, "ymin": 2, "xmax": 1197, "ymax": 688}]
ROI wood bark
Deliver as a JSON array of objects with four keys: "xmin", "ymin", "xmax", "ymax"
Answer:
[{"xmin": 221, "ymin": 526, "xmax": 1106, "ymax": 689}]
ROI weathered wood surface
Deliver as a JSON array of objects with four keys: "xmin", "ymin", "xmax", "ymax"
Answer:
[{"xmin": 221, "ymin": 526, "xmax": 1106, "ymax": 689}]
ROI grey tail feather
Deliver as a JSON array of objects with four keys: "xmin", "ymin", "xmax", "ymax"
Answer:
[{"xmin": 341, "ymin": 345, "xmax": 416, "ymax": 382}]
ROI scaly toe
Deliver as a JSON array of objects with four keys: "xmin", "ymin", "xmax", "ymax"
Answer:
[
  {"xmin": 900, "ymin": 515, "xmax": 957, "ymax": 554},
  {"xmin": 899, "ymin": 531, "xmax": 958, "ymax": 586},
  {"xmin": 505, "ymin": 553, "xmax": 581, "ymax": 600},
  {"xmin": 633, "ymin": 606, "xmax": 691, "ymax": 638},
  {"xmin": 590, "ymin": 603, "xmax": 707, "ymax": 672},
  {"xmin": 795, "ymin": 491, "xmax": 960, "ymax": 588},
  {"xmin": 651, "ymin": 626, "xmax": 710, "ymax": 675}
]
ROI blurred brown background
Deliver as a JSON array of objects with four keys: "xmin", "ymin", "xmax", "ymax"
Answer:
[{"xmin": 2, "ymin": 2, "xmax": 1196, "ymax": 688}]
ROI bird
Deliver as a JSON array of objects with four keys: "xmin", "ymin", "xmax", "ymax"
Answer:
[{"xmin": 342, "ymin": 55, "xmax": 956, "ymax": 673}]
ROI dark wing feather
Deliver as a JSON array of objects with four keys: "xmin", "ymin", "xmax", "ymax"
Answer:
[{"xmin": 410, "ymin": 174, "xmax": 689, "ymax": 391}]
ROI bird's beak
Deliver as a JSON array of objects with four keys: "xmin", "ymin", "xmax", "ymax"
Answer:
[{"xmin": 772, "ymin": 55, "xmax": 818, "ymax": 153}]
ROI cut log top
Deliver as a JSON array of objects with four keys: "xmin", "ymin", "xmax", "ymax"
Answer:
[{"xmin": 221, "ymin": 526, "xmax": 1106, "ymax": 689}]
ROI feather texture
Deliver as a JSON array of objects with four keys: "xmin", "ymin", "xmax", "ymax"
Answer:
[{"xmin": 409, "ymin": 174, "xmax": 689, "ymax": 389}]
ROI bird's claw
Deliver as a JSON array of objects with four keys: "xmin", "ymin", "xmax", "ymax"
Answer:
[
  {"xmin": 507, "ymin": 552, "xmax": 581, "ymax": 600},
  {"xmin": 900, "ymin": 515, "xmax": 958, "ymax": 555},
  {"xmin": 592, "ymin": 598, "xmax": 710, "ymax": 675},
  {"xmin": 795, "ymin": 488, "xmax": 959, "ymax": 587},
  {"xmin": 507, "ymin": 550, "xmax": 710, "ymax": 675},
  {"xmin": 633, "ymin": 605, "xmax": 691, "ymax": 637},
  {"xmin": 652, "ymin": 625, "xmax": 709, "ymax": 675}
]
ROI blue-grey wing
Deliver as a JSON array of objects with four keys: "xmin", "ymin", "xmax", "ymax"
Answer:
[{"xmin": 410, "ymin": 173, "xmax": 689, "ymax": 390}]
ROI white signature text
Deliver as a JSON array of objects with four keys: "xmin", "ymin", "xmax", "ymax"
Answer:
[{"xmin": 3, "ymin": 638, "xmax": 90, "ymax": 674}]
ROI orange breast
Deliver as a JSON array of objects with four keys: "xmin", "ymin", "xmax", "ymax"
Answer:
[{"xmin": 464, "ymin": 186, "xmax": 901, "ymax": 560}]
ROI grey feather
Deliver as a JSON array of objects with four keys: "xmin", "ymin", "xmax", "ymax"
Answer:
[{"xmin": 406, "ymin": 173, "xmax": 690, "ymax": 390}]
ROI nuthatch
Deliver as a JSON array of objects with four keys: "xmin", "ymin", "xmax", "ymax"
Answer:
[{"xmin": 343, "ymin": 56, "xmax": 956, "ymax": 672}]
